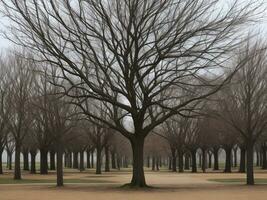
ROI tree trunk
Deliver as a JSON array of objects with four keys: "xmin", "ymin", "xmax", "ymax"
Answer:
[
  {"xmin": 40, "ymin": 149, "xmax": 48, "ymax": 174},
  {"xmin": 178, "ymin": 150, "xmax": 184, "ymax": 172},
  {"xmin": 0, "ymin": 150, "xmax": 3, "ymax": 174},
  {"xmin": 171, "ymin": 147, "xmax": 177, "ymax": 172},
  {"xmin": 30, "ymin": 151, "xmax": 36, "ymax": 174},
  {"xmin": 105, "ymin": 146, "xmax": 110, "ymax": 172},
  {"xmin": 86, "ymin": 150, "xmax": 91, "ymax": 168},
  {"xmin": 79, "ymin": 150, "xmax": 85, "ymax": 171},
  {"xmin": 117, "ymin": 156, "xmax": 121, "ymax": 170},
  {"xmin": 73, "ymin": 152, "xmax": 79, "ymax": 169},
  {"xmin": 208, "ymin": 153, "xmax": 212, "ymax": 168},
  {"xmin": 213, "ymin": 148, "xmax": 219, "ymax": 170},
  {"xmin": 191, "ymin": 149, "xmax": 197, "ymax": 173},
  {"xmin": 96, "ymin": 146, "xmax": 102, "ymax": 174},
  {"xmin": 14, "ymin": 143, "xmax": 21, "ymax": 180},
  {"xmin": 146, "ymin": 156, "xmax": 150, "ymax": 168},
  {"xmin": 56, "ymin": 148, "xmax": 64, "ymax": 187},
  {"xmin": 8, "ymin": 151, "xmax": 12, "ymax": 170},
  {"xmin": 233, "ymin": 148, "xmax": 238, "ymax": 167},
  {"xmin": 91, "ymin": 150, "xmax": 94, "ymax": 168},
  {"xmin": 152, "ymin": 156, "xmax": 155, "ymax": 171},
  {"xmin": 156, "ymin": 157, "xmax": 159, "ymax": 171},
  {"xmin": 201, "ymin": 149, "xmax": 207, "ymax": 173},
  {"xmin": 239, "ymin": 147, "xmax": 246, "ymax": 173},
  {"xmin": 246, "ymin": 143, "xmax": 254, "ymax": 185},
  {"xmin": 50, "ymin": 151, "xmax": 56, "ymax": 170},
  {"xmin": 23, "ymin": 151, "xmax": 29, "ymax": 171},
  {"xmin": 129, "ymin": 137, "xmax": 146, "ymax": 187},
  {"xmin": 168, "ymin": 157, "xmax": 172, "ymax": 170},
  {"xmin": 224, "ymin": 147, "xmax": 232, "ymax": 173},
  {"xmin": 184, "ymin": 154, "xmax": 190, "ymax": 170},
  {"xmin": 111, "ymin": 151, "xmax": 116, "ymax": 169},
  {"xmin": 262, "ymin": 145, "xmax": 267, "ymax": 169}
]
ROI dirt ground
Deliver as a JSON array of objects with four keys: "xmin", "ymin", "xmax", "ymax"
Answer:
[{"xmin": 1, "ymin": 170, "xmax": 267, "ymax": 200}]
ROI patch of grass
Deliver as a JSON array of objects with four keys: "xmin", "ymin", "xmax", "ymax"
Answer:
[
  {"xmin": 208, "ymin": 178, "xmax": 267, "ymax": 184},
  {"xmin": 0, "ymin": 178, "xmax": 115, "ymax": 184}
]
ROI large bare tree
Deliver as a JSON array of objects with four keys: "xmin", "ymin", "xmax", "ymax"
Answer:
[{"xmin": 1, "ymin": 0, "xmax": 263, "ymax": 187}]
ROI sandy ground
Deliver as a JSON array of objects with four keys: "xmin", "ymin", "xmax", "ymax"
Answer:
[{"xmin": 1, "ymin": 169, "xmax": 267, "ymax": 200}]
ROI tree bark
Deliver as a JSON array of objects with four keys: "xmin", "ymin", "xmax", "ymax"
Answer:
[
  {"xmin": 233, "ymin": 148, "xmax": 238, "ymax": 167},
  {"xmin": 50, "ymin": 151, "xmax": 56, "ymax": 170},
  {"xmin": 73, "ymin": 151, "xmax": 79, "ymax": 169},
  {"xmin": 14, "ymin": 143, "xmax": 21, "ymax": 180},
  {"xmin": 246, "ymin": 143, "xmax": 254, "ymax": 185},
  {"xmin": 152, "ymin": 156, "xmax": 155, "ymax": 171},
  {"xmin": 8, "ymin": 151, "xmax": 12, "ymax": 170},
  {"xmin": 96, "ymin": 145, "xmax": 102, "ymax": 174},
  {"xmin": 111, "ymin": 151, "xmax": 116, "ymax": 169},
  {"xmin": 171, "ymin": 147, "xmax": 177, "ymax": 172},
  {"xmin": 129, "ymin": 137, "xmax": 146, "ymax": 187},
  {"xmin": 105, "ymin": 146, "xmax": 110, "ymax": 172},
  {"xmin": 224, "ymin": 147, "xmax": 232, "ymax": 173},
  {"xmin": 23, "ymin": 151, "xmax": 29, "ymax": 171},
  {"xmin": 40, "ymin": 149, "xmax": 48, "ymax": 174},
  {"xmin": 79, "ymin": 150, "xmax": 85, "ymax": 171},
  {"xmin": 213, "ymin": 148, "xmax": 219, "ymax": 170},
  {"xmin": 168, "ymin": 157, "xmax": 172, "ymax": 170},
  {"xmin": 30, "ymin": 151, "xmax": 36, "ymax": 174},
  {"xmin": 86, "ymin": 150, "xmax": 91, "ymax": 168},
  {"xmin": 208, "ymin": 152, "xmax": 212, "ymax": 168},
  {"xmin": 191, "ymin": 149, "xmax": 197, "ymax": 173},
  {"xmin": 91, "ymin": 150, "xmax": 94, "ymax": 168},
  {"xmin": 178, "ymin": 150, "xmax": 184, "ymax": 172},
  {"xmin": 56, "ymin": 148, "xmax": 64, "ymax": 187},
  {"xmin": 201, "ymin": 149, "xmax": 206, "ymax": 173},
  {"xmin": 239, "ymin": 147, "xmax": 246, "ymax": 173}
]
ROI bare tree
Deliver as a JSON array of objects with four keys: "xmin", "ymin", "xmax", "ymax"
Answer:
[
  {"xmin": 216, "ymin": 39, "xmax": 267, "ymax": 185},
  {"xmin": 6, "ymin": 52, "xmax": 34, "ymax": 180},
  {"xmin": 1, "ymin": 0, "xmax": 263, "ymax": 187}
]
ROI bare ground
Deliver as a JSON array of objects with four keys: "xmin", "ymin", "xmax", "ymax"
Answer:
[{"xmin": 1, "ymin": 169, "xmax": 267, "ymax": 200}]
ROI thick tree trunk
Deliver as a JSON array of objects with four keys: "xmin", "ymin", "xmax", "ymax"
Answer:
[
  {"xmin": 86, "ymin": 150, "xmax": 91, "ymax": 168},
  {"xmin": 239, "ymin": 147, "xmax": 246, "ymax": 173},
  {"xmin": 256, "ymin": 151, "xmax": 260, "ymax": 167},
  {"xmin": 246, "ymin": 143, "xmax": 254, "ymax": 185},
  {"xmin": 224, "ymin": 148, "xmax": 232, "ymax": 173},
  {"xmin": 171, "ymin": 147, "xmax": 177, "ymax": 172},
  {"xmin": 30, "ymin": 151, "xmax": 36, "ymax": 174},
  {"xmin": 191, "ymin": 149, "xmax": 197, "ymax": 173},
  {"xmin": 56, "ymin": 148, "xmax": 64, "ymax": 187},
  {"xmin": 129, "ymin": 137, "xmax": 146, "ymax": 187},
  {"xmin": 178, "ymin": 150, "xmax": 184, "ymax": 172},
  {"xmin": 73, "ymin": 152, "xmax": 79, "ymax": 169},
  {"xmin": 79, "ymin": 150, "xmax": 85, "ymax": 171},
  {"xmin": 14, "ymin": 143, "xmax": 21, "ymax": 180},
  {"xmin": 213, "ymin": 148, "xmax": 219, "ymax": 170},
  {"xmin": 105, "ymin": 146, "xmax": 110, "ymax": 172},
  {"xmin": 23, "ymin": 151, "xmax": 29, "ymax": 171},
  {"xmin": 40, "ymin": 149, "xmax": 48, "ymax": 174},
  {"xmin": 50, "ymin": 151, "xmax": 56, "ymax": 170},
  {"xmin": 111, "ymin": 151, "xmax": 116, "ymax": 169},
  {"xmin": 96, "ymin": 146, "xmax": 102, "ymax": 174},
  {"xmin": 117, "ymin": 156, "xmax": 121, "ymax": 170}
]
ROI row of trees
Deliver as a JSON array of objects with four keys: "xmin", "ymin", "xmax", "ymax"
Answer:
[{"xmin": 0, "ymin": 0, "xmax": 266, "ymax": 187}]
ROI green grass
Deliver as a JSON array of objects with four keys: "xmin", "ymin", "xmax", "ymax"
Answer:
[
  {"xmin": 208, "ymin": 178, "xmax": 267, "ymax": 184},
  {"xmin": 0, "ymin": 178, "xmax": 115, "ymax": 184}
]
